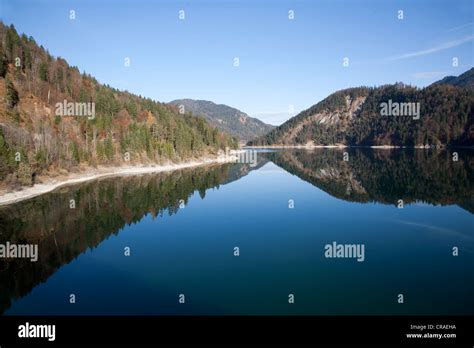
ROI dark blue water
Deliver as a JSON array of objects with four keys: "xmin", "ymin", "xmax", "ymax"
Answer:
[{"xmin": 1, "ymin": 149, "xmax": 473, "ymax": 315}]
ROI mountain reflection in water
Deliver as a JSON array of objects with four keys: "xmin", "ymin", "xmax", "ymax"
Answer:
[{"xmin": 0, "ymin": 149, "xmax": 472, "ymax": 315}]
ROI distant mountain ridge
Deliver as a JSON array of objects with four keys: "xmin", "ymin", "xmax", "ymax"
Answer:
[
  {"xmin": 170, "ymin": 99, "xmax": 275, "ymax": 142},
  {"xmin": 431, "ymin": 68, "xmax": 474, "ymax": 89},
  {"xmin": 248, "ymin": 69, "xmax": 474, "ymax": 147}
]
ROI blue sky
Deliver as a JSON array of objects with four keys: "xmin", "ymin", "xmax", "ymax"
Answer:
[{"xmin": 1, "ymin": 0, "xmax": 473, "ymax": 125}]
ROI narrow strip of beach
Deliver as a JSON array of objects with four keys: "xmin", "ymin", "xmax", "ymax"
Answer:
[{"xmin": 0, "ymin": 155, "xmax": 237, "ymax": 207}]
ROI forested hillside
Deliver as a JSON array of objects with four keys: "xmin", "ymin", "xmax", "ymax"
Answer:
[
  {"xmin": 169, "ymin": 99, "xmax": 274, "ymax": 142},
  {"xmin": 248, "ymin": 72, "xmax": 474, "ymax": 147},
  {"xmin": 0, "ymin": 22, "xmax": 238, "ymax": 190}
]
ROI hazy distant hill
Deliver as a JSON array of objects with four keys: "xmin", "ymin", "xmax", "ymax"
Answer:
[
  {"xmin": 248, "ymin": 71, "xmax": 474, "ymax": 147},
  {"xmin": 431, "ymin": 67, "xmax": 474, "ymax": 89},
  {"xmin": 170, "ymin": 99, "xmax": 274, "ymax": 142},
  {"xmin": 0, "ymin": 22, "xmax": 237, "ymax": 190}
]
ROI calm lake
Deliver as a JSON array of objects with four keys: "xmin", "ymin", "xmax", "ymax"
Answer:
[{"xmin": 0, "ymin": 149, "xmax": 473, "ymax": 315}]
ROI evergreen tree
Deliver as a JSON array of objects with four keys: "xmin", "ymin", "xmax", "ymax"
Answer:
[
  {"xmin": 5, "ymin": 78, "xmax": 19, "ymax": 108},
  {"xmin": 39, "ymin": 62, "xmax": 48, "ymax": 81}
]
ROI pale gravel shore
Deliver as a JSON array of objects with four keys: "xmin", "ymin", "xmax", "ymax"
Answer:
[
  {"xmin": 245, "ymin": 145, "xmax": 445, "ymax": 149},
  {"xmin": 0, "ymin": 155, "xmax": 239, "ymax": 207},
  {"xmin": 244, "ymin": 145, "xmax": 348, "ymax": 149}
]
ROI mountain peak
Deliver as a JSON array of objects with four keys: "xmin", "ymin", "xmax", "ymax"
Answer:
[
  {"xmin": 169, "ymin": 99, "xmax": 274, "ymax": 142},
  {"xmin": 248, "ymin": 72, "xmax": 473, "ymax": 147},
  {"xmin": 431, "ymin": 67, "xmax": 474, "ymax": 89}
]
